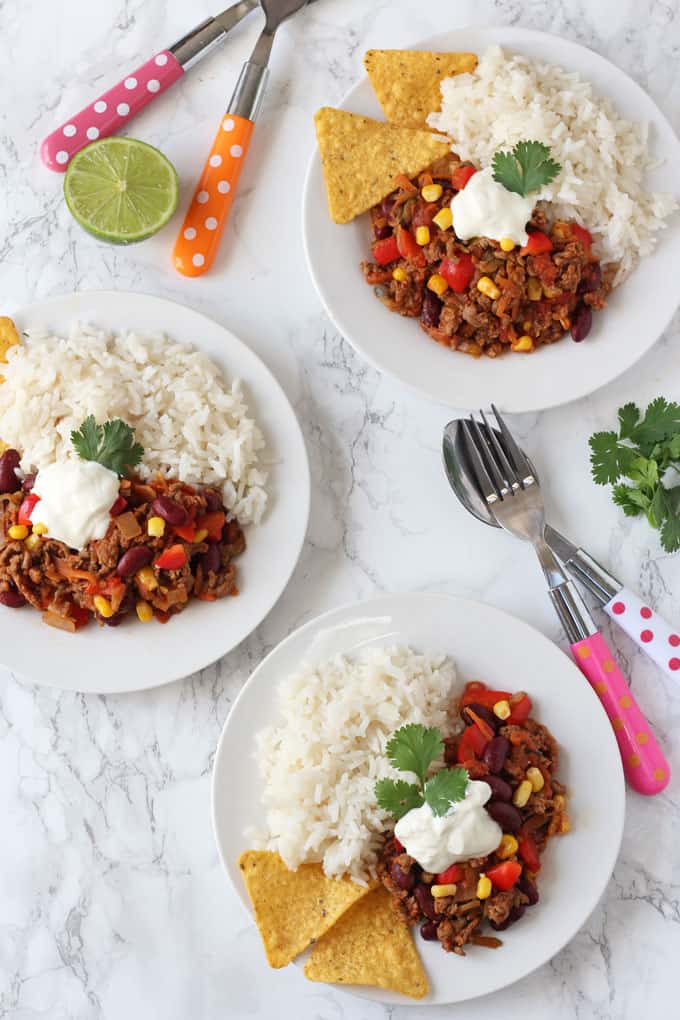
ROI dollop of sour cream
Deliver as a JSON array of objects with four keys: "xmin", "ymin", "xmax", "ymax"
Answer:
[
  {"xmin": 451, "ymin": 167, "xmax": 535, "ymax": 247},
  {"xmin": 33, "ymin": 460, "xmax": 120, "ymax": 550},
  {"xmin": 394, "ymin": 780, "xmax": 502, "ymax": 874}
]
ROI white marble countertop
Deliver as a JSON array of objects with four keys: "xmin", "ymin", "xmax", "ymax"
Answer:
[{"xmin": 1, "ymin": 0, "xmax": 680, "ymax": 1016}]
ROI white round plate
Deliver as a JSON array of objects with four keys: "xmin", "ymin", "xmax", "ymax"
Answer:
[
  {"xmin": 212, "ymin": 592, "xmax": 625, "ymax": 1005},
  {"xmin": 2, "ymin": 291, "xmax": 310, "ymax": 693},
  {"xmin": 303, "ymin": 26, "xmax": 680, "ymax": 412}
]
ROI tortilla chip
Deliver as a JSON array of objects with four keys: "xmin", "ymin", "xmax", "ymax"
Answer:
[
  {"xmin": 0, "ymin": 316, "xmax": 20, "ymax": 386},
  {"xmin": 364, "ymin": 49, "xmax": 477, "ymax": 129},
  {"xmin": 314, "ymin": 108, "xmax": 450, "ymax": 223},
  {"xmin": 304, "ymin": 886, "xmax": 429, "ymax": 1000},
  {"xmin": 238, "ymin": 850, "xmax": 372, "ymax": 968}
]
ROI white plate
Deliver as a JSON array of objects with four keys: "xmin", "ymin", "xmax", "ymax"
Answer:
[
  {"xmin": 2, "ymin": 291, "xmax": 310, "ymax": 694},
  {"xmin": 211, "ymin": 592, "xmax": 625, "ymax": 1005},
  {"xmin": 303, "ymin": 26, "xmax": 680, "ymax": 412}
]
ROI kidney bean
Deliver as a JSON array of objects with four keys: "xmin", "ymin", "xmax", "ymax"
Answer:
[
  {"xmin": 414, "ymin": 883, "xmax": 437, "ymax": 920},
  {"xmin": 485, "ymin": 800, "xmax": 523, "ymax": 834},
  {"xmin": 391, "ymin": 861, "xmax": 415, "ymax": 892},
  {"xmin": 0, "ymin": 588, "xmax": 26, "ymax": 608},
  {"xmin": 570, "ymin": 303, "xmax": 592, "ymax": 342},
  {"xmin": 461, "ymin": 702, "xmax": 499, "ymax": 731},
  {"xmin": 21, "ymin": 473, "xmax": 36, "ymax": 492},
  {"xmin": 420, "ymin": 921, "xmax": 439, "ymax": 941},
  {"xmin": 116, "ymin": 545, "xmax": 153, "ymax": 579},
  {"xmin": 203, "ymin": 489, "xmax": 223, "ymax": 512},
  {"xmin": 483, "ymin": 735, "xmax": 510, "ymax": 774},
  {"xmin": 105, "ymin": 614, "xmax": 123, "ymax": 627},
  {"xmin": 0, "ymin": 449, "xmax": 21, "ymax": 493},
  {"xmin": 518, "ymin": 875, "xmax": 539, "ymax": 906},
  {"xmin": 151, "ymin": 495, "xmax": 188, "ymax": 526},
  {"xmin": 421, "ymin": 290, "xmax": 442, "ymax": 329},
  {"xmin": 489, "ymin": 903, "xmax": 525, "ymax": 932},
  {"xmin": 577, "ymin": 263, "xmax": 601, "ymax": 294},
  {"xmin": 381, "ymin": 194, "xmax": 397, "ymax": 220},
  {"xmin": 201, "ymin": 543, "xmax": 221, "ymax": 575},
  {"xmin": 374, "ymin": 223, "xmax": 392, "ymax": 241},
  {"xmin": 484, "ymin": 776, "xmax": 512, "ymax": 802}
]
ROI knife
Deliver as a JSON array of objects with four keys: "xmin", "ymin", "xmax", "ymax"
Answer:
[
  {"xmin": 547, "ymin": 526, "xmax": 680, "ymax": 679},
  {"xmin": 40, "ymin": 0, "xmax": 258, "ymax": 172}
]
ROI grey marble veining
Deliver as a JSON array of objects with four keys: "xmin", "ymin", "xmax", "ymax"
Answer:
[{"xmin": 1, "ymin": 0, "xmax": 680, "ymax": 1016}]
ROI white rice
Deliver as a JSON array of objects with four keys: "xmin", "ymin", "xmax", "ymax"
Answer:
[
  {"xmin": 0, "ymin": 323, "xmax": 267, "ymax": 525},
  {"xmin": 428, "ymin": 45, "xmax": 678, "ymax": 284},
  {"xmin": 250, "ymin": 645, "xmax": 457, "ymax": 883}
]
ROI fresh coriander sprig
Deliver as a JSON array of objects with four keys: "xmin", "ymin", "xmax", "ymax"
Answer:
[
  {"xmin": 589, "ymin": 398, "xmax": 680, "ymax": 553},
  {"xmin": 375, "ymin": 723, "xmax": 469, "ymax": 820},
  {"xmin": 71, "ymin": 415, "xmax": 144, "ymax": 477},
  {"xmin": 492, "ymin": 140, "xmax": 561, "ymax": 197}
]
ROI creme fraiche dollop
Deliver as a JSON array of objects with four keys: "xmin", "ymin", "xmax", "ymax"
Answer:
[
  {"xmin": 32, "ymin": 459, "xmax": 120, "ymax": 550},
  {"xmin": 451, "ymin": 167, "xmax": 535, "ymax": 247},
  {"xmin": 394, "ymin": 779, "xmax": 502, "ymax": 874}
]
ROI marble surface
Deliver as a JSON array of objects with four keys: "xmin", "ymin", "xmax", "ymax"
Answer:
[{"xmin": 1, "ymin": 0, "xmax": 680, "ymax": 1016}]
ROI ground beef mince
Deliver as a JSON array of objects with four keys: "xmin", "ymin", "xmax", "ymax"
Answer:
[
  {"xmin": 377, "ymin": 681, "xmax": 570, "ymax": 955},
  {"xmin": 0, "ymin": 460, "xmax": 245, "ymax": 632},
  {"xmin": 362, "ymin": 154, "xmax": 611, "ymax": 357}
]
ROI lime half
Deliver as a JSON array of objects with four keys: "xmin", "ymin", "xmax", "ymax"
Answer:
[{"xmin": 64, "ymin": 137, "xmax": 179, "ymax": 244}]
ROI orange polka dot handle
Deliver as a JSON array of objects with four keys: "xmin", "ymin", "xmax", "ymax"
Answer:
[
  {"xmin": 173, "ymin": 115, "xmax": 254, "ymax": 276},
  {"xmin": 571, "ymin": 632, "xmax": 669, "ymax": 795}
]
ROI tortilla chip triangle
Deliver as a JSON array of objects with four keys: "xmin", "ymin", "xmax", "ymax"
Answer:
[
  {"xmin": 304, "ymin": 886, "xmax": 429, "ymax": 1000},
  {"xmin": 314, "ymin": 108, "xmax": 450, "ymax": 223},
  {"xmin": 364, "ymin": 49, "xmax": 477, "ymax": 129},
  {"xmin": 238, "ymin": 850, "xmax": 372, "ymax": 968}
]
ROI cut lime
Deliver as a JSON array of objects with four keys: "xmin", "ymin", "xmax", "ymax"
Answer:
[{"xmin": 64, "ymin": 137, "xmax": 179, "ymax": 244}]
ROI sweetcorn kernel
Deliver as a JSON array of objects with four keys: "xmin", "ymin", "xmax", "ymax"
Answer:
[
  {"xmin": 194, "ymin": 528, "xmax": 209, "ymax": 544},
  {"xmin": 392, "ymin": 266, "xmax": 407, "ymax": 282},
  {"xmin": 136, "ymin": 566, "xmax": 158, "ymax": 591},
  {"xmin": 493, "ymin": 699, "xmax": 511, "ymax": 720},
  {"xmin": 421, "ymin": 183, "xmax": 443, "ymax": 202},
  {"xmin": 527, "ymin": 277, "xmax": 543, "ymax": 301},
  {"xmin": 93, "ymin": 595, "xmax": 113, "ymax": 618},
  {"xmin": 431, "ymin": 883, "xmax": 457, "ymax": 898},
  {"xmin": 136, "ymin": 600, "xmax": 154, "ymax": 623},
  {"xmin": 476, "ymin": 874, "xmax": 492, "ymax": 900},
  {"xmin": 512, "ymin": 336, "xmax": 534, "ymax": 353},
  {"xmin": 25, "ymin": 532, "xmax": 41, "ymax": 551},
  {"xmin": 32, "ymin": 522, "xmax": 48, "ymax": 535},
  {"xmin": 427, "ymin": 273, "xmax": 449, "ymax": 297},
  {"xmin": 8, "ymin": 524, "xmax": 28, "ymax": 540},
  {"xmin": 433, "ymin": 207, "xmax": 453, "ymax": 231},
  {"xmin": 499, "ymin": 237, "xmax": 516, "ymax": 252},
  {"xmin": 526, "ymin": 766, "xmax": 545, "ymax": 792},
  {"xmin": 496, "ymin": 834, "xmax": 519, "ymax": 859},
  {"xmin": 415, "ymin": 226, "xmax": 431, "ymax": 246},
  {"xmin": 147, "ymin": 516, "xmax": 165, "ymax": 538},
  {"xmin": 476, "ymin": 276, "xmax": 500, "ymax": 300},
  {"xmin": 513, "ymin": 780, "xmax": 533, "ymax": 808}
]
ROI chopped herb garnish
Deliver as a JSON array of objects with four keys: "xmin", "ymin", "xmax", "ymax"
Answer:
[
  {"xmin": 375, "ymin": 723, "xmax": 469, "ymax": 819},
  {"xmin": 492, "ymin": 140, "xmax": 561, "ymax": 197},
  {"xmin": 71, "ymin": 415, "xmax": 144, "ymax": 477}
]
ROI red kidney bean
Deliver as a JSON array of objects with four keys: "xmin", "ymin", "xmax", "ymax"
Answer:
[
  {"xmin": 483, "ymin": 735, "xmax": 510, "ymax": 774},
  {"xmin": 518, "ymin": 875, "xmax": 539, "ymax": 906},
  {"xmin": 21, "ymin": 473, "xmax": 36, "ymax": 492},
  {"xmin": 0, "ymin": 588, "xmax": 26, "ymax": 608},
  {"xmin": 116, "ymin": 546, "xmax": 153, "ymax": 579},
  {"xmin": 374, "ymin": 223, "xmax": 392, "ymax": 241},
  {"xmin": 420, "ymin": 921, "xmax": 439, "ymax": 941},
  {"xmin": 571, "ymin": 304, "xmax": 592, "ymax": 342},
  {"xmin": 484, "ymin": 776, "xmax": 512, "ymax": 802},
  {"xmin": 381, "ymin": 194, "xmax": 397, "ymax": 219},
  {"xmin": 201, "ymin": 543, "xmax": 221, "ymax": 575},
  {"xmin": 0, "ymin": 449, "xmax": 21, "ymax": 493},
  {"xmin": 390, "ymin": 861, "xmax": 415, "ymax": 892},
  {"xmin": 485, "ymin": 800, "xmax": 523, "ymax": 833},
  {"xmin": 578, "ymin": 263, "xmax": 601, "ymax": 294},
  {"xmin": 421, "ymin": 291, "xmax": 442, "ymax": 329},
  {"xmin": 151, "ymin": 495, "xmax": 188, "ymax": 526},
  {"xmin": 203, "ymin": 489, "xmax": 223, "ymax": 512},
  {"xmin": 105, "ymin": 614, "xmax": 123, "ymax": 627},
  {"xmin": 414, "ymin": 883, "xmax": 437, "ymax": 920},
  {"xmin": 461, "ymin": 702, "xmax": 499, "ymax": 731}
]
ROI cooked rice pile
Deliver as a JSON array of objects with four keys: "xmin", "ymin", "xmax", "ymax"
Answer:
[
  {"xmin": 251, "ymin": 645, "xmax": 456, "ymax": 883},
  {"xmin": 428, "ymin": 45, "xmax": 678, "ymax": 283},
  {"xmin": 0, "ymin": 323, "xmax": 267, "ymax": 525}
]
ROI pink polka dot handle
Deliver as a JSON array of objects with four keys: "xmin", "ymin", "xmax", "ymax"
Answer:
[
  {"xmin": 40, "ymin": 51, "xmax": 184, "ymax": 172},
  {"xmin": 571, "ymin": 632, "xmax": 670, "ymax": 795},
  {"xmin": 605, "ymin": 587, "xmax": 680, "ymax": 679}
]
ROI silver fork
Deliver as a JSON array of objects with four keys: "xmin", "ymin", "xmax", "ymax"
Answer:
[{"xmin": 462, "ymin": 405, "xmax": 669, "ymax": 796}]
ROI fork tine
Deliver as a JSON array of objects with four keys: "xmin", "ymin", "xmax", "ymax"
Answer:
[
  {"xmin": 468, "ymin": 415, "xmax": 509, "ymax": 499},
  {"xmin": 461, "ymin": 420, "xmax": 501, "ymax": 503},
  {"xmin": 480, "ymin": 410, "xmax": 520, "ymax": 489},
  {"xmin": 490, "ymin": 404, "xmax": 534, "ymax": 483}
]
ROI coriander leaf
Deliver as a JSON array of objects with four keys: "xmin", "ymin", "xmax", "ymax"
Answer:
[
  {"xmin": 492, "ymin": 140, "xmax": 561, "ymax": 197},
  {"xmin": 589, "ymin": 431, "xmax": 627, "ymax": 485},
  {"xmin": 71, "ymin": 416, "xmax": 144, "ymax": 477},
  {"xmin": 424, "ymin": 768, "xmax": 469, "ymax": 818},
  {"xmin": 612, "ymin": 484, "xmax": 648, "ymax": 517},
  {"xmin": 661, "ymin": 511, "xmax": 680, "ymax": 553},
  {"xmin": 665, "ymin": 434, "xmax": 680, "ymax": 462},
  {"xmin": 374, "ymin": 778, "xmax": 424, "ymax": 820},
  {"xmin": 618, "ymin": 402, "xmax": 640, "ymax": 440},
  {"xmin": 625, "ymin": 456, "xmax": 658, "ymax": 490},
  {"xmin": 386, "ymin": 724, "xmax": 443, "ymax": 787},
  {"xmin": 633, "ymin": 397, "xmax": 680, "ymax": 451}
]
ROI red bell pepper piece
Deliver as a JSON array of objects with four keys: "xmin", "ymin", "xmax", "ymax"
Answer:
[
  {"xmin": 396, "ymin": 226, "xmax": 426, "ymax": 266},
  {"xmin": 393, "ymin": 837, "xmax": 405, "ymax": 853},
  {"xmin": 486, "ymin": 860, "xmax": 522, "ymax": 891},
  {"xmin": 571, "ymin": 223, "xmax": 592, "ymax": 249},
  {"xmin": 439, "ymin": 254, "xmax": 474, "ymax": 293},
  {"xmin": 173, "ymin": 522, "xmax": 197, "ymax": 542},
  {"xmin": 155, "ymin": 544, "xmax": 187, "ymax": 571},
  {"xmin": 465, "ymin": 707, "xmax": 496, "ymax": 743},
  {"xmin": 520, "ymin": 230, "xmax": 553, "ymax": 256},
  {"xmin": 452, "ymin": 165, "xmax": 477, "ymax": 190},
  {"xmin": 18, "ymin": 493, "xmax": 40, "ymax": 525},
  {"xmin": 372, "ymin": 235, "xmax": 400, "ymax": 265},
  {"xmin": 507, "ymin": 693, "xmax": 533, "ymax": 725},
  {"xmin": 436, "ymin": 863, "xmax": 463, "ymax": 884},
  {"xmin": 460, "ymin": 685, "xmax": 512, "ymax": 710},
  {"xmin": 456, "ymin": 724, "xmax": 488, "ymax": 763},
  {"xmin": 109, "ymin": 495, "xmax": 128, "ymax": 517},
  {"xmin": 518, "ymin": 831, "xmax": 541, "ymax": 872},
  {"xmin": 196, "ymin": 511, "xmax": 225, "ymax": 542},
  {"xmin": 68, "ymin": 604, "xmax": 90, "ymax": 629}
]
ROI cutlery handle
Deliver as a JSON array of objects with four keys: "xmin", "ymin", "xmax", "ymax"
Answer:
[
  {"xmin": 571, "ymin": 632, "xmax": 669, "ymax": 795},
  {"xmin": 40, "ymin": 51, "xmax": 184, "ymax": 171},
  {"xmin": 172, "ymin": 114, "xmax": 254, "ymax": 276},
  {"xmin": 603, "ymin": 586, "xmax": 680, "ymax": 679}
]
